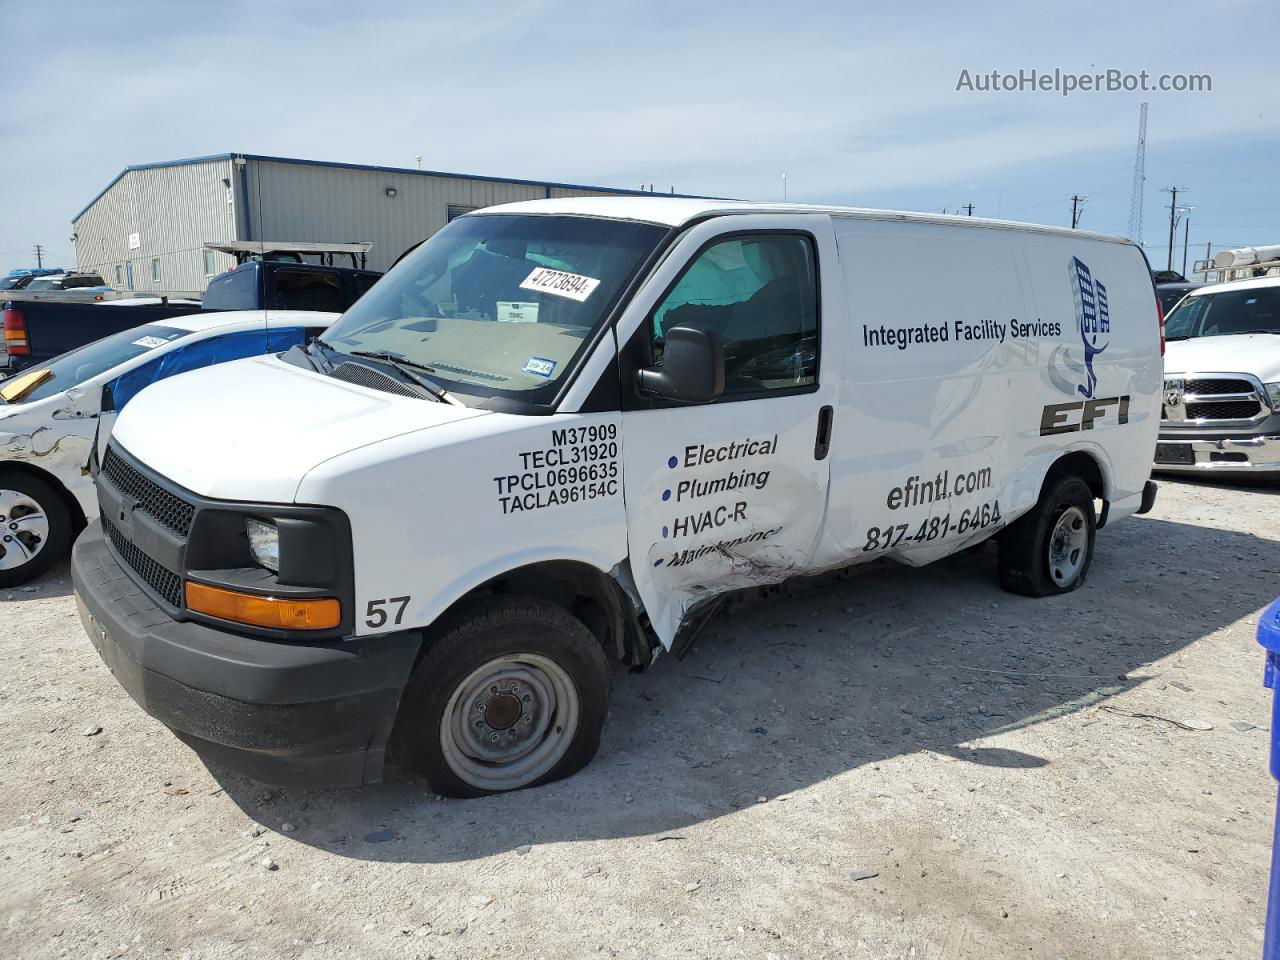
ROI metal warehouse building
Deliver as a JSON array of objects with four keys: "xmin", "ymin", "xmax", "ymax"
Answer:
[{"xmin": 73, "ymin": 153, "xmax": 679, "ymax": 293}]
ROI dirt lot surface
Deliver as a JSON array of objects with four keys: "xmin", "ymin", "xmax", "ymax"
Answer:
[{"xmin": 0, "ymin": 477, "xmax": 1275, "ymax": 959}]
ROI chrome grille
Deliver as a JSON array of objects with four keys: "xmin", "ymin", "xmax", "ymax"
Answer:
[
  {"xmin": 1186, "ymin": 378, "xmax": 1253, "ymax": 395},
  {"xmin": 102, "ymin": 515, "xmax": 183, "ymax": 608},
  {"xmin": 1186, "ymin": 399, "xmax": 1263, "ymax": 420},
  {"xmin": 1163, "ymin": 375, "xmax": 1268, "ymax": 424},
  {"xmin": 101, "ymin": 446, "xmax": 194, "ymax": 536}
]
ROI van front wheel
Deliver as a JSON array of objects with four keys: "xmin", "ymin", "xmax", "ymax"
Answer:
[
  {"xmin": 392, "ymin": 597, "xmax": 612, "ymax": 797},
  {"xmin": 998, "ymin": 476, "xmax": 1096, "ymax": 597}
]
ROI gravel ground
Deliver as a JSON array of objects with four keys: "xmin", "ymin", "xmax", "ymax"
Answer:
[{"xmin": 0, "ymin": 476, "xmax": 1275, "ymax": 959}]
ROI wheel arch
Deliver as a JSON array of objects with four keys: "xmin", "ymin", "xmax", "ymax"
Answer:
[
  {"xmin": 1040, "ymin": 447, "xmax": 1111, "ymax": 527},
  {"xmin": 0, "ymin": 460, "xmax": 87, "ymax": 533},
  {"xmin": 431, "ymin": 559, "xmax": 652, "ymax": 669}
]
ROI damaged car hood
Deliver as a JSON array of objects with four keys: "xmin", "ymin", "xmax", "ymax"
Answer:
[{"xmin": 110, "ymin": 353, "xmax": 492, "ymax": 502}]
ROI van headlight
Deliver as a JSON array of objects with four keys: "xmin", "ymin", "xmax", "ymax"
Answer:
[
  {"xmin": 1265, "ymin": 382, "xmax": 1280, "ymax": 412},
  {"xmin": 245, "ymin": 518, "xmax": 280, "ymax": 572}
]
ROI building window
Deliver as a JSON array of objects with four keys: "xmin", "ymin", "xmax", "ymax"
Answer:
[
  {"xmin": 203, "ymin": 249, "xmax": 217, "ymax": 277},
  {"xmin": 115, "ymin": 264, "xmax": 123, "ymax": 287},
  {"xmin": 151, "ymin": 258, "xmax": 161, "ymax": 283},
  {"xmin": 447, "ymin": 204, "xmax": 479, "ymax": 222}
]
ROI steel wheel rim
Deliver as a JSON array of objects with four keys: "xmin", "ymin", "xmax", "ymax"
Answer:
[
  {"xmin": 1047, "ymin": 505, "xmax": 1088, "ymax": 586},
  {"xmin": 0, "ymin": 489, "xmax": 49, "ymax": 571},
  {"xmin": 440, "ymin": 652, "xmax": 580, "ymax": 791}
]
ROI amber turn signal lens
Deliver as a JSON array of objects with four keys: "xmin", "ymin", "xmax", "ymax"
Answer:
[{"xmin": 185, "ymin": 582, "xmax": 341, "ymax": 631}]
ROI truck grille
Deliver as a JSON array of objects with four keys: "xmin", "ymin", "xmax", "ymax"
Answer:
[
  {"xmin": 1186, "ymin": 399, "xmax": 1263, "ymax": 420},
  {"xmin": 1164, "ymin": 375, "xmax": 1268, "ymax": 424},
  {"xmin": 101, "ymin": 515, "xmax": 183, "ymax": 608},
  {"xmin": 1186, "ymin": 378, "xmax": 1254, "ymax": 395},
  {"xmin": 102, "ymin": 446, "xmax": 195, "ymax": 536}
]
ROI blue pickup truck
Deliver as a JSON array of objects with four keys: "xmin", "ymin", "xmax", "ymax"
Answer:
[{"xmin": 2, "ymin": 255, "xmax": 381, "ymax": 376}]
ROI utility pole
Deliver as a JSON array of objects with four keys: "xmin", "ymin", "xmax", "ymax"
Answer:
[
  {"xmin": 32, "ymin": 244, "xmax": 43, "ymax": 268},
  {"xmin": 1180, "ymin": 208, "xmax": 1193, "ymax": 277},
  {"xmin": 1070, "ymin": 195, "xmax": 1087, "ymax": 229},
  {"xmin": 962, "ymin": 203, "xmax": 975, "ymax": 216},
  {"xmin": 1160, "ymin": 186, "xmax": 1188, "ymax": 271}
]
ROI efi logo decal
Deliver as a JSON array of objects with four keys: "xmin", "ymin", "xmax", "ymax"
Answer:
[
  {"xmin": 1039, "ymin": 255, "xmax": 1130, "ymax": 437},
  {"xmin": 1069, "ymin": 256, "xmax": 1110, "ymax": 398}
]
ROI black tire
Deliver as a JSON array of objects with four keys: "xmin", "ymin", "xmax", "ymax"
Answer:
[
  {"xmin": 0, "ymin": 471, "xmax": 72, "ymax": 588},
  {"xmin": 391, "ymin": 596, "xmax": 612, "ymax": 798},
  {"xmin": 997, "ymin": 475, "xmax": 1096, "ymax": 597}
]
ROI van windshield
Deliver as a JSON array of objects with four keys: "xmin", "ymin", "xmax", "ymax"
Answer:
[
  {"xmin": 1164, "ymin": 285, "xmax": 1280, "ymax": 340},
  {"xmin": 320, "ymin": 214, "xmax": 667, "ymax": 405}
]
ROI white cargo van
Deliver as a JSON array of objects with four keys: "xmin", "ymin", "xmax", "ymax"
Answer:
[
  {"xmin": 71, "ymin": 199, "xmax": 1162, "ymax": 795},
  {"xmin": 1155, "ymin": 274, "xmax": 1280, "ymax": 472}
]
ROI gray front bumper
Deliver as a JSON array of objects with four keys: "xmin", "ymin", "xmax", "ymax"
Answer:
[{"xmin": 1154, "ymin": 434, "xmax": 1280, "ymax": 473}]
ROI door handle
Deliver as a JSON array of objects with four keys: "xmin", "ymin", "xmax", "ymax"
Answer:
[{"xmin": 814, "ymin": 405, "xmax": 834, "ymax": 460}]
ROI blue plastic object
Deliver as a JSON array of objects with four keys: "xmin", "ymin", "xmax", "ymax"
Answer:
[
  {"xmin": 1256, "ymin": 596, "xmax": 1280, "ymax": 960},
  {"xmin": 107, "ymin": 327, "xmax": 307, "ymax": 411}
]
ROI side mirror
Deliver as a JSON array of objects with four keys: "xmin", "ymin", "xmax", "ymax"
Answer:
[{"xmin": 637, "ymin": 326, "xmax": 725, "ymax": 403}]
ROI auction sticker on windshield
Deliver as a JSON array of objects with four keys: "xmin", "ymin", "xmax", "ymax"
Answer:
[
  {"xmin": 519, "ymin": 267, "xmax": 600, "ymax": 302},
  {"xmin": 131, "ymin": 335, "xmax": 172, "ymax": 349}
]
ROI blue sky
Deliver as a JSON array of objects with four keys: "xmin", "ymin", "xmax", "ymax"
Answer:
[{"xmin": 0, "ymin": 0, "xmax": 1274, "ymax": 276}]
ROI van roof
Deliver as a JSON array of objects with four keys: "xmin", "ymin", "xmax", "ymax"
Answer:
[
  {"xmin": 480, "ymin": 197, "xmax": 1134, "ymax": 245},
  {"xmin": 1187, "ymin": 274, "xmax": 1280, "ymax": 297}
]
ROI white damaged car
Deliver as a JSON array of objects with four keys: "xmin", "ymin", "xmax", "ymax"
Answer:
[{"xmin": 0, "ymin": 311, "xmax": 335, "ymax": 585}]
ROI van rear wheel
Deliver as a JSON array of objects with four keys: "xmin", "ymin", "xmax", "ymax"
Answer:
[
  {"xmin": 391, "ymin": 597, "xmax": 611, "ymax": 797},
  {"xmin": 998, "ymin": 476, "xmax": 1096, "ymax": 597}
]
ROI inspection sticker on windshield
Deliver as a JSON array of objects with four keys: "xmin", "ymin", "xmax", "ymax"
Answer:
[
  {"xmin": 132, "ymin": 336, "xmax": 170, "ymax": 349},
  {"xmin": 519, "ymin": 267, "xmax": 600, "ymax": 302},
  {"xmin": 523, "ymin": 356, "xmax": 557, "ymax": 378},
  {"xmin": 497, "ymin": 301, "xmax": 540, "ymax": 323}
]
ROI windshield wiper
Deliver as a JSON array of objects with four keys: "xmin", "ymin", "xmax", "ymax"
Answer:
[
  {"xmin": 1165, "ymin": 335, "xmax": 1192, "ymax": 341},
  {"xmin": 295, "ymin": 336, "xmax": 335, "ymax": 373},
  {"xmin": 1241, "ymin": 329, "xmax": 1280, "ymax": 335},
  {"xmin": 349, "ymin": 350, "xmax": 457, "ymax": 404}
]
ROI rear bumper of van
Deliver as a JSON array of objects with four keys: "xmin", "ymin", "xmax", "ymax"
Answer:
[
  {"xmin": 71, "ymin": 521, "xmax": 421, "ymax": 788},
  {"xmin": 1153, "ymin": 433, "xmax": 1280, "ymax": 473}
]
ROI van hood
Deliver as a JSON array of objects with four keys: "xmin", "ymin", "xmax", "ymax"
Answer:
[
  {"xmin": 1165, "ymin": 334, "xmax": 1280, "ymax": 383},
  {"xmin": 110, "ymin": 353, "xmax": 491, "ymax": 502}
]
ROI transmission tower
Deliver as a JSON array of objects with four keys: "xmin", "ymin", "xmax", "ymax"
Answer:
[{"xmin": 1127, "ymin": 103, "xmax": 1148, "ymax": 245}]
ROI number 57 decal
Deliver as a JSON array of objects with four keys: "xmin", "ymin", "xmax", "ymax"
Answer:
[{"xmin": 365, "ymin": 596, "xmax": 411, "ymax": 629}]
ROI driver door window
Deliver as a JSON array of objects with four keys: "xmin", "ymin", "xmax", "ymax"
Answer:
[{"xmin": 650, "ymin": 233, "xmax": 818, "ymax": 396}]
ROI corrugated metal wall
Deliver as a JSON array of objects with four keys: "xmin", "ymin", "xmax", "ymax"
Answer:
[
  {"xmin": 74, "ymin": 159, "xmax": 239, "ymax": 292},
  {"xmin": 74, "ymin": 156, "xmax": 653, "ymax": 289},
  {"xmin": 244, "ymin": 159, "xmax": 629, "ymax": 272}
]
